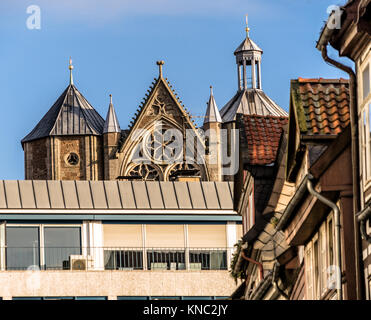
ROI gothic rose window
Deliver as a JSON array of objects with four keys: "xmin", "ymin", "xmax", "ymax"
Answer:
[{"xmin": 142, "ymin": 125, "xmax": 183, "ymax": 165}]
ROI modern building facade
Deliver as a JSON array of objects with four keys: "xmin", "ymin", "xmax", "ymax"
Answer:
[{"xmin": 0, "ymin": 180, "xmax": 241, "ymax": 299}]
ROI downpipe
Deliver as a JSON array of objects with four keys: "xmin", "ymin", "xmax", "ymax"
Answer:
[
  {"xmin": 241, "ymin": 250, "xmax": 264, "ymax": 281},
  {"xmin": 320, "ymin": 45, "xmax": 363, "ymax": 298},
  {"xmin": 307, "ymin": 174, "xmax": 343, "ymax": 300},
  {"xmin": 357, "ymin": 205, "xmax": 371, "ymax": 243}
]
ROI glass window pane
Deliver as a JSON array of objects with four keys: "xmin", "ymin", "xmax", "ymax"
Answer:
[
  {"xmin": 43, "ymin": 297, "xmax": 74, "ymax": 300},
  {"xmin": 117, "ymin": 296, "xmax": 149, "ymax": 300},
  {"xmin": 6, "ymin": 227, "xmax": 40, "ymax": 270},
  {"xmin": 182, "ymin": 296, "xmax": 213, "ymax": 300},
  {"xmin": 12, "ymin": 297, "xmax": 42, "ymax": 300},
  {"xmin": 189, "ymin": 250, "xmax": 227, "ymax": 270},
  {"xmin": 44, "ymin": 227, "xmax": 81, "ymax": 270},
  {"xmin": 75, "ymin": 297, "xmax": 107, "ymax": 300},
  {"xmin": 150, "ymin": 296, "xmax": 181, "ymax": 300},
  {"xmin": 147, "ymin": 250, "xmax": 185, "ymax": 270},
  {"xmin": 363, "ymin": 64, "xmax": 370, "ymax": 100},
  {"xmin": 104, "ymin": 250, "xmax": 143, "ymax": 270}
]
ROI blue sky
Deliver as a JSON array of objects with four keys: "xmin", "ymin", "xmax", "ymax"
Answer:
[{"xmin": 0, "ymin": 0, "xmax": 350, "ymax": 179}]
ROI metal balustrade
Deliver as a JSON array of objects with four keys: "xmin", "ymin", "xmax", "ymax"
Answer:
[{"xmin": 1, "ymin": 247, "xmax": 230, "ymax": 271}]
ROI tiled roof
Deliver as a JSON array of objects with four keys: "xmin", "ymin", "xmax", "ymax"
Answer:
[
  {"xmin": 291, "ymin": 78, "xmax": 350, "ymax": 135},
  {"xmin": 242, "ymin": 115, "xmax": 288, "ymax": 165},
  {"xmin": 22, "ymin": 84, "xmax": 105, "ymax": 144}
]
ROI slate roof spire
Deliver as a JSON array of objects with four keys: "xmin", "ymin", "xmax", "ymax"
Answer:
[
  {"xmin": 103, "ymin": 94, "xmax": 121, "ymax": 133},
  {"xmin": 21, "ymin": 59, "xmax": 105, "ymax": 145},
  {"xmin": 204, "ymin": 86, "xmax": 222, "ymax": 124}
]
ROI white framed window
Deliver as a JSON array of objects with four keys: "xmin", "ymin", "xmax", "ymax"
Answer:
[
  {"xmin": 313, "ymin": 235, "xmax": 320, "ymax": 299},
  {"xmin": 360, "ymin": 104, "xmax": 371, "ymax": 184},
  {"xmin": 304, "ymin": 214, "xmax": 335, "ymax": 300},
  {"xmin": 319, "ymin": 224, "xmax": 328, "ymax": 297},
  {"xmin": 305, "ymin": 243, "xmax": 313, "ymax": 299},
  {"xmin": 242, "ymin": 188, "xmax": 255, "ymax": 233},
  {"xmin": 362, "ymin": 64, "xmax": 370, "ymax": 100},
  {"xmin": 248, "ymin": 190, "xmax": 255, "ymax": 230},
  {"xmin": 360, "ymin": 61, "xmax": 371, "ymax": 187}
]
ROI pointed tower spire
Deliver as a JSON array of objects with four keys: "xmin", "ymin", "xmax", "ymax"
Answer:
[
  {"xmin": 103, "ymin": 94, "xmax": 121, "ymax": 133},
  {"xmin": 204, "ymin": 85, "xmax": 222, "ymax": 124},
  {"xmin": 69, "ymin": 57, "xmax": 74, "ymax": 85}
]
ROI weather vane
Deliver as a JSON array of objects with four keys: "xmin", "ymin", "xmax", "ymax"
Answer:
[
  {"xmin": 245, "ymin": 14, "xmax": 250, "ymax": 38},
  {"xmin": 69, "ymin": 57, "xmax": 74, "ymax": 85}
]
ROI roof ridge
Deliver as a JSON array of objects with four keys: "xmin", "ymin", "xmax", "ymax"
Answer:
[
  {"xmin": 48, "ymin": 84, "xmax": 73, "ymax": 136},
  {"xmin": 297, "ymin": 77, "xmax": 349, "ymax": 83},
  {"xmin": 75, "ymin": 88, "xmax": 104, "ymax": 134}
]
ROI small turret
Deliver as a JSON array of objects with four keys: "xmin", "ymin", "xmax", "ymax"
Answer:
[
  {"xmin": 203, "ymin": 86, "xmax": 222, "ymax": 181},
  {"xmin": 103, "ymin": 94, "xmax": 121, "ymax": 133},
  {"xmin": 103, "ymin": 94, "xmax": 121, "ymax": 180},
  {"xmin": 204, "ymin": 86, "xmax": 222, "ymax": 125}
]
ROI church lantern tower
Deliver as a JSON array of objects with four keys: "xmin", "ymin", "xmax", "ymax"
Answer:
[
  {"xmin": 220, "ymin": 17, "xmax": 287, "ymax": 122},
  {"xmin": 235, "ymin": 16, "xmax": 263, "ymax": 91}
]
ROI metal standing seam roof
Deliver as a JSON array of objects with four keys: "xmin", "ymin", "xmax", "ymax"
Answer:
[
  {"xmin": 21, "ymin": 84, "xmax": 105, "ymax": 144},
  {"xmin": 291, "ymin": 78, "xmax": 350, "ymax": 135},
  {"xmin": 103, "ymin": 99, "xmax": 120, "ymax": 133},
  {"xmin": 234, "ymin": 37, "xmax": 263, "ymax": 54},
  {"xmin": 0, "ymin": 180, "xmax": 235, "ymax": 211},
  {"xmin": 220, "ymin": 89, "xmax": 288, "ymax": 122},
  {"xmin": 204, "ymin": 87, "xmax": 222, "ymax": 124}
]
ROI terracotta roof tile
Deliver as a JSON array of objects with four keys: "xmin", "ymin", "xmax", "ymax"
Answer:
[
  {"xmin": 242, "ymin": 115, "xmax": 288, "ymax": 165},
  {"xmin": 292, "ymin": 78, "xmax": 350, "ymax": 136}
]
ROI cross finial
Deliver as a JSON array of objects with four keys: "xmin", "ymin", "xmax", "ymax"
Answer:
[
  {"xmin": 210, "ymin": 85, "xmax": 213, "ymax": 95},
  {"xmin": 245, "ymin": 14, "xmax": 250, "ymax": 38},
  {"xmin": 69, "ymin": 57, "xmax": 74, "ymax": 85},
  {"xmin": 109, "ymin": 94, "xmax": 112, "ymax": 104},
  {"xmin": 156, "ymin": 60, "xmax": 165, "ymax": 78}
]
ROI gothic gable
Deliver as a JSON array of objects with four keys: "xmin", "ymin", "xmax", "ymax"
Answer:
[{"xmin": 118, "ymin": 71, "xmax": 209, "ymax": 181}]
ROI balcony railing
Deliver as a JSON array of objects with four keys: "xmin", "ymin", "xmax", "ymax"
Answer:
[{"xmin": 1, "ymin": 247, "xmax": 230, "ymax": 271}]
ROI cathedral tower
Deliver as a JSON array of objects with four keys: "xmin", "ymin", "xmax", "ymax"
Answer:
[{"xmin": 22, "ymin": 59, "xmax": 105, "ymax": 180}]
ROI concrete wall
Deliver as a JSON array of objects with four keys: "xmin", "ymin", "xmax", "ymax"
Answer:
[{"xmin": 0, "ymin": 270, "xmax": 236, "ymax": 300}]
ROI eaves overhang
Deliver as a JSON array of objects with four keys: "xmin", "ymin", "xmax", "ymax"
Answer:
[{"xmin": 276, "ymin": 175, "xmax": 310, "ymax": 231}]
